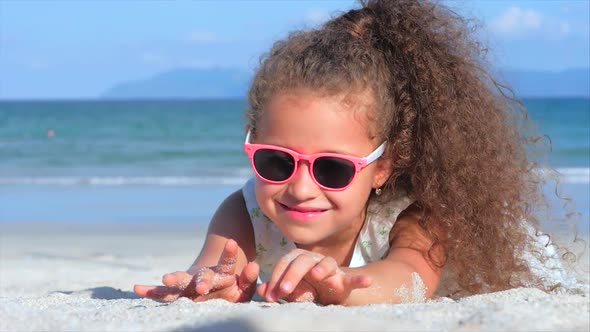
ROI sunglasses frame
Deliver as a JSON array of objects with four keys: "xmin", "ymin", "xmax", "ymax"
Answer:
[{"xmin": 243, "ymin": 130, "xmax": 386, "ymax": 191}]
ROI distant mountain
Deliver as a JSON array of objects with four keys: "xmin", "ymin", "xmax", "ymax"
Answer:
[
  {"xmin": 101, "ymin": 67, "xmax": 589, "ymax": 99},
  {"xmin": 101, "ymin": 67, "xmax": 251, "ymax": 99},
  {"xmin": 499, "ymin": 68, "xmax": 589, "ymax": 98}
]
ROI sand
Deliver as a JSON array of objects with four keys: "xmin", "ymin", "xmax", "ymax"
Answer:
[{"xmin": 1, "ymin": 222, "xmax": 588, "ymax": 332}]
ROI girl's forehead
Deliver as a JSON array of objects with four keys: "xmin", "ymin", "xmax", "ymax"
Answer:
[
  {"xmin": 255, "ymin": 90, "xmax": 379, "ymax": 154},
  {"xmin": 269, "ymin": 87, "xmax": 374, "ymax": 106},
  {"xmin": 258, "ymin": 89, "xmax": 379, "ymax": 138}
]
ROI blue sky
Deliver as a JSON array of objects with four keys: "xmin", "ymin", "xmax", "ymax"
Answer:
[{"xmin": 1, "ymin": 0, "xmax": 588, "ymax": 99}]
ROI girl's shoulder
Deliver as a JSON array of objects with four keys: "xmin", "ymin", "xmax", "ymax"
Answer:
[
  {"xmin": 367, "ymin": 192, "xmax": 414, "ymax": 223},
  {"xmin": 352, "ymin": 193, "xmax": 415, "ymax": 264},
  {"xmin": 387, "ymin": 202, "xmax": 447, "ymax": 267},
  {"xmin": 202, "ymin": 187, "xmax": 257, "ymax": 262}
]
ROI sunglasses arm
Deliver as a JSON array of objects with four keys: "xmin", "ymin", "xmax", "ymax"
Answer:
[
  {"xmin": 364, "ymin": 141, "xmax": 387, "ymax": 165},
  {"xmin": 245, "ymin": 130, "xmax": 252, "ymax": 144}
]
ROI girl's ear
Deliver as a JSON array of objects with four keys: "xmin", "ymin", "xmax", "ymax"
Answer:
[{"xmin": 373, "ymin": 158, "xmax": 393, "ymax": 188}]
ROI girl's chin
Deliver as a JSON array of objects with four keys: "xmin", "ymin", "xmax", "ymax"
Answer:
[{"xmin": 273, "ymin": 221, "xmax": 324, "ymax": 245}]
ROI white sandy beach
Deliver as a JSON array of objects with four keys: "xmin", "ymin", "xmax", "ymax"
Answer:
[{"xmin": 1, "ymin": 222, "xmax": 588, "ymax": 332}]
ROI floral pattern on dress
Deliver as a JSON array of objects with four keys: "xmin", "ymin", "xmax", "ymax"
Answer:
[{"xmin": 242, "ymin": 177, "xmax": 414, "ymax": 281}]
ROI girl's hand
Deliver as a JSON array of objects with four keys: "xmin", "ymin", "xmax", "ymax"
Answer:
[
  {"xmin": 258, "ymin": 249, "xmax": 372, "ymax": 305},
  {"xmin": 134, "ymin": 239, "xmax": 259, "ymax": 303}
]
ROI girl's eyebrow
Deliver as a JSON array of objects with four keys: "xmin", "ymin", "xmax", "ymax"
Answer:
[
  {"xmin": 261, "ymin": 141, "xmax": 372, "ymax": 157},
  {"xmin": 253, "ymin": 131, "xmax": 375, "ymax": 156}
]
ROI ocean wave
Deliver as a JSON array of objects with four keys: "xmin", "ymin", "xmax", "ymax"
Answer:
[
  {"xmin": 0, "ymin": 167, "xmax": 587, "ymax": 186},
  {"xmin": 0, "ymin": 176, "xmax": 251, "ymax": 186},
  {"xmin": 538, "ymin": 167, "xmax": 590, "ymax": 184}
]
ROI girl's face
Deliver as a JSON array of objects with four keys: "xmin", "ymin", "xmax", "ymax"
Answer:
[{"xmin": 253, "ymin": 89, "xmax": 390, "ymax": 249}]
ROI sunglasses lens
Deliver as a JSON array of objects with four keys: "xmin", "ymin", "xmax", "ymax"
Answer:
[
  {"xmin": 253, "ymin": 149, "xmax": 295, "ymax": 182},
  {"xmin": 313, "ymin": 157, "xmax": 355, "ymax": 189}
]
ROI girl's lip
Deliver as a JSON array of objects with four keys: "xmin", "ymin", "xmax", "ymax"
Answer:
[
  {"xmin": 279, "ymin": 203, "xmax": 327, "ymax": 221},
  {"xmin": 281, "ymin": 203, "xmax": 326, "ymax": 213}
]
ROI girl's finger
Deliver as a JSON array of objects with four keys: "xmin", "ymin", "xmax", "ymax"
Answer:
[
  {"xmin": 133, "ymin": 284, "xmax": 182, "ymax": 302},
  {"xmin": 193, "ymin": 268, "xmax": 216, "ymax": 295},
  {"xmin": 270, "ymin": 254, "xmax": 319, "ymax": 301},
  {"xmin": 347, "ymin": 274, "xmax": 373, "ymax": 290},
  {"xmin": 309, "ymin": 256, "xmax": 339, "ymax": 281},
  {"xmin": 215, "ymin": 239, "xmax": 239, "ymax": 275},
  {"xmin": 236, "ymin": 261, "xmax": 260, "ymax": 302},
  {"xmin": 257, "ymin": 282, "xmax": 268, "ymax": 299},
  {"xmin": 162, "ymin": 271, "xmax": 193, "ymax": 290},
  {"xmin": 283, "ymin": 278, "xmax": 317, "ymax": 303},
  {"xmin": 210, "ymin": 271, "xmax": 238, "ymax": 291},
  {"xmin": 265, "ymin": 250, "xmax": 305, "ymax": 301},
  {"xmin": 194, "ymin": 267, "xmax": 236, "ymax": 294}
]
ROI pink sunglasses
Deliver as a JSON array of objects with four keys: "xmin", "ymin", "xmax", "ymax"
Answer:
[{"xmin": 243, "ymin": 130, "xmax": 386, "ymax": 191}]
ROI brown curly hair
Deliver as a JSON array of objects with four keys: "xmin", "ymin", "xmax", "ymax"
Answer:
[{"xmin": 246, "ymin": 0, "xmax": 560, "ymax": 297}]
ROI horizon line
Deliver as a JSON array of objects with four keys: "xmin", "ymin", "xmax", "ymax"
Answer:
[
  {"xmin": 0, "ymin": 97, "xmax": 250, "ymax": 102},
  {"xmin": 1, "ymin": 95, "xmax": 590, "ymax": 103}
]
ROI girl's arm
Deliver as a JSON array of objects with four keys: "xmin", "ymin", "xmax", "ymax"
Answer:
[
  {"xmin": 189, "ymin": 189, "xmax": 257, "ymax": 273},
  {"xmin": 341, "ymin": 208, "xmax": 446, "ymax": 305},
  {"xmin": 259, "ymin": 205, "xmax": 445, "ymax": 305},
  {"xmin": 134, "ymin": 189, "xmax": 259, "ymax": 302}
]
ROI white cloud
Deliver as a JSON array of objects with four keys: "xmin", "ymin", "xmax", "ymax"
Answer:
[
  {"xmin": 559, "ymin": 22, "xmax": 571, "ymax": 35},
  {"xmin": 26, "ymin": 59, "xmax": 49, "ymax": 71},
  {"xmin": 561, "ymin": 4, "xmax": 571, "ymax": 14},
  {"xmin": 490, "ymin": 6, "xmax": 543, "ymax": 36},
  {"xmin": 140, "ymin": 52, "xmax": 167, "ymax": 65},
  {"xmin": 489, "ymin": 6, "xmax": 575, "ymax": 40},
  {"xmin": 139, "ymin": 51, "xmax": 217, "ymax": 69},
  {"xmin": 178, "ymin": 58, "xmax": 216, "ymax": 68},
  {"xmin": 304, "ymin": 8, "xmax": 331, "ymax": 26},
  {"xmin": 186, "ymin": 31, "xmax": 218, "ymax": 43}
]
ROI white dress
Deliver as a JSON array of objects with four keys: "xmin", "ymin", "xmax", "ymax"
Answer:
[{"xmin": 241, "ymin": 177, "xmax": 414, "ymax": 282}]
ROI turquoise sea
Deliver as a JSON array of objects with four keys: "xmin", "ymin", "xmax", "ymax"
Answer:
[{"xmin": 0, "ymin": 98, "xmax": 588, "ymax": 232}]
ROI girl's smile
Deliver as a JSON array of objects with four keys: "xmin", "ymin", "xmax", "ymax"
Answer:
[{"xmin": 278, "ymin": 202, "xmax": 329, "ymax": 222}]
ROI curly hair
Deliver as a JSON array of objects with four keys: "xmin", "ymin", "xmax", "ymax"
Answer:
[{"xmin": 246, "ymin": 0, "xmax": 560, "ymax": 297}]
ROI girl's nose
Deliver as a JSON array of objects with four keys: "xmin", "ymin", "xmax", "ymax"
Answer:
[{"xmin": 286, "ymin": 162, "xmax": 321, "ymax": 200}]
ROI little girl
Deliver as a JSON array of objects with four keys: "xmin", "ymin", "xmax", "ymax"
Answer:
[{"xmin": 134, "ymin": 0, "xmax": 573, "ymax": 305}]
